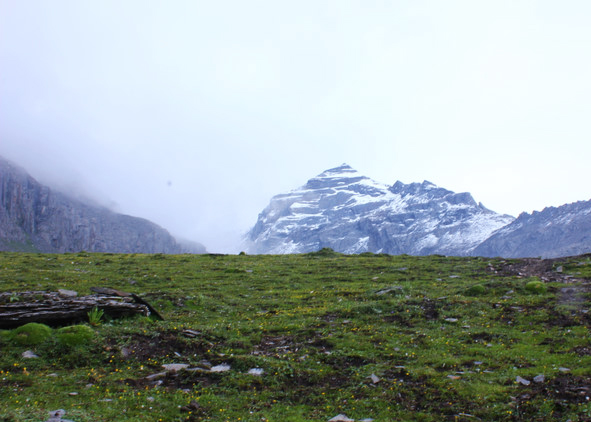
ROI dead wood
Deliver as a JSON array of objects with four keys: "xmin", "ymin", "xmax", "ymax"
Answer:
[{"xmin": 0, "ymin": 290, "xmax": 162, "ymax": 329}]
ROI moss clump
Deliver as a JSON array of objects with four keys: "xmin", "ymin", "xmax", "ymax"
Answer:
[
  {"xmin": 55, "ymin": 325, "xmax": 94, "ymax": 347},
  {"xmin": 465, "ymin": 284, "xmax": 486, "ymax": 296},
  {"xmin": 0, "ymin": 330, "xmax": 12, "ymax": 343},
  {"xmin": 525, "ymin": 280, "xmax": 547, "ymax": 294},
  {"xmin": 11, "ymin": 323, "xmax": 52, "ymax": 346}
]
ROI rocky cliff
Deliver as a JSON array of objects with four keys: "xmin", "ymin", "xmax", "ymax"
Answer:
[
  {"xmin": 472, "ymin": 199, "xmax": 591, "ymax": 258},
  {"xmin": 244, "ymin": 164, "xmax": 515, "ymax": 255},
  {"xmin": 0, "ymin": 156, "xmax": 202, "ymax": 253}
]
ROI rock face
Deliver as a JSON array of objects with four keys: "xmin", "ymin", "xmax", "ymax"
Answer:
[
  {"xmin": 0, "ymin": 156, "xmax": 202, "ymax": 253},
  {"xmin": 472, "ymin": 199, "xmax": 591, "ymax": 258},
  {"xmin": 244, "ymin": 164, "xmax": 514, "ymax": 255}
]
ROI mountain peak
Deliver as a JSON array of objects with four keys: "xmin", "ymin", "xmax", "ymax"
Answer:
[
  {"xmin": 316, "ymin": 163, "xmax": 358, "ymax": 178},
  {"xmin": 245, "ymin": 165, "xmax": 514, "ymax": 255}
]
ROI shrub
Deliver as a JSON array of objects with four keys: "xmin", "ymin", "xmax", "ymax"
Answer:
[
  {"xmin": 525, "ymin": 280, "xmax": 547, "ymax": 294},
  {"xmin": 55, "ymin": 325, "xmax": 94, "ymax": 347},
  {"xmin": 10, "ymin": 323, "xmax": 52, "ymax": 346}
]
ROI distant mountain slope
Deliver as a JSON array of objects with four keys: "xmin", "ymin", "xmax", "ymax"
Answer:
[
  {"xmin": 244, "ymin": 164, "xmax": 514, "ymax": 255},
  {"xmin": 472, "ymin": 199, "xmax": 591, "ymax": 258},
  {"xmin": 0, "ymin": 156, "xmax": 205, "ymax": 253}
]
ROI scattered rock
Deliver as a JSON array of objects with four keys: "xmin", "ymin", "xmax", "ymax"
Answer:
[
  {"xmin": 45, "ymin": 409, "xmax": 74, "ymax": 422},
  {"xmin": 145, "ymin": 372, "xmax": 167, "ymax": 381},
  {"xmin": 533, "ymin": 374, "xmax": 545, "ymax": 383},
  {"xmin": 559, "ymin": 367, "xmax": 571, "ymax": 373},
  {"xmin": 516, "ymin": 376, "xmax": 531, "ymax": 386},
  {"xmin": 57, "ymin": 289, "xmax": 77, "ymax": 298},
  {"xmin": 444, "ymin": 318, "xmax": 458, "ymax": 323},
  {"xmin": 22, "ymin": 350, "xmax": 39, "ymax": 358},
  {"xmin": 162, "ymin": 363, "xmax": 189, "ymax": 372},
  {"xmin": 248, "ymin": 368, "xmax": 264, "ymax": 376},
  {"xmin": 210, "ymin": 363, "xmax": 231, "ymax": 373},
  {"xmin": 181, "ymin": 329, "xmax": 202, "ymax": 338},
  {"xmin": 556, "ymin": 266, "xmax": 563, "ymax": 273},
  {"xmin": 375, "ymin": 286, "xmax": 403, "ymax": 296},
  {"xmin": 370, "ymin": 373, "xmax": 380, "ymax": 384},
  {"xmin": 329, "ymin": 415, "xmax": 354, "ymax": 422}
]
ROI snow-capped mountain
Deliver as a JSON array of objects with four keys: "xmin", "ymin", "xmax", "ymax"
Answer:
[
  {"xmin": 472, "ymin": 199, "xmax": 591, "ymax": 258},
  {"xmin": 243, "ymin": 164, "xmax": 515, "ymax": 255}
]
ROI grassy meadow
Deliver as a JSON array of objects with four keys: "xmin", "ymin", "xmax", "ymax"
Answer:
[{"xmin": 0, "ymin": 250, "xmax": 590, "ymax": 421}]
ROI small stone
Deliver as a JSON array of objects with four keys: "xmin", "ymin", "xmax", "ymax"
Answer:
[
  {"xmin": 210, "ymin": 364, "xmax": 231, "ymax": 373},
  {"xmin": 162, "ymin": 363, "xmax": 189, "ymax": 372},
  {"xmin": 329, "ymin": 415, "xmax": 354, "ymax": 422},
  {"xmin": 474, "ymin": 361, "xmax": 483, "ymax": 366},
  {"xmin": 444, "ymin": 318, "xmax": 458, "ymax": 323},
  {"xmin": 181, "ymin": 329, "xmax": 202, "ymax": 338},
  {"xmin": 533, "ymin": 374, "xmax": 545, "ymax": 383},
  {"xmin": 145, "ymin": 372, "xmax": 167, "ymax": 381},
  {"xmin": 58, "ymin": 289, "xmax": 78, "ymax": 297},
  {"xmin": 376, "ymin": 286, "xmax": 403, "ymax": 295},
  {"xmin": 556, "ymin": 266, "xmax": 563, "ymax": 273},
  {"xmin": 248, "ymin": 368, "xmax": 264, "ymax": 376},
  {"xmin": 370, "ymin": 374, "xmax": 380, "ymax": 384},
  {"xmin": 45, "ymin": 409, "xmax": 75, "ymax": 422},
  {"xmin": 68, "ymin": 392, "xmax": 78, "ymax": 396},
  {"xmin": 559, "ymin": 367, "xmax": 571, "ymax": 373},
  {"xmin": 48, "ymin": 410, "xmax": 66, "ymax": 418},
  {"xmin": 22, "ymin": 350, "xmax": 39, "ymax": 359},
  {"xmin": 516, "ymin": 376, "xmax": 530, "ymax": 386}
]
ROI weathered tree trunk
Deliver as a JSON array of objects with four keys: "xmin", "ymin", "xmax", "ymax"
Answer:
[{"xmin": 0, "ymin": 290, "xmax": 162, "ymax": 329}]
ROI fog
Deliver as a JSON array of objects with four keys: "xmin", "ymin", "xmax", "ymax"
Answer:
[{"xmin": 2, "ymin": 1, "xmax": 591, "ymax": 252}]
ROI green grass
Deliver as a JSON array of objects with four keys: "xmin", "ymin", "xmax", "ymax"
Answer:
[{"xmin": 0, "ymin": 252, "xmax": 590, "ymax": 421}]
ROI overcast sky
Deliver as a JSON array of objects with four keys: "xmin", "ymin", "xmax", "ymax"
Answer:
[{"xmin": 1, "ymin": 1, "xmax": 590, "ymax": 252}]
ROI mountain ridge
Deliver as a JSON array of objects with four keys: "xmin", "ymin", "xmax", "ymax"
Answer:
[
  {"xmin": 473, "ymin": 199, "xmax": 591, "ymax": 258},
  {"xmin": 244, "ymin": 164, "xmax": 515, "ymax": 256},
  {"xmin": 0, "ymin": 156, "xmax": 205, "ymax": 254}
]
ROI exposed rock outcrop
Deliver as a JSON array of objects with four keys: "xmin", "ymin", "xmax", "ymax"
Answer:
[{"xmin": 0, "ymin": 156, "xmax": 202, "ymax": 253}]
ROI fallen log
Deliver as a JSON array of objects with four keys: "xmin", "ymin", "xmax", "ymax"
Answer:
[{"xmin": 0, "ymin": 290, "xmax": 162, "ymax": 329}]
